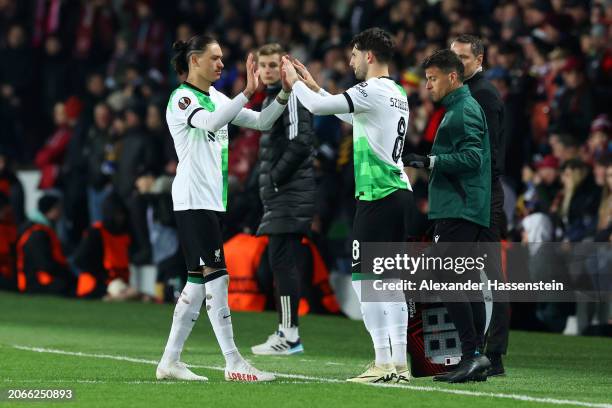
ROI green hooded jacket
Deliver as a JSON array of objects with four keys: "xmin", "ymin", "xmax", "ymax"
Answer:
[{"xmin": 429, "ymin": 85, "xmax": 491, "ymax": 227}]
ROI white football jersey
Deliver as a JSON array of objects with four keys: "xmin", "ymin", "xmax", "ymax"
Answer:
[
  {"xmin": 166, "ymin": 83, "xmax": 232, "ymax": 212},
  {"xmin": 167, "ymin": 82, "xmax": 286, "ymax": 212},
  {"xmin": 344, "ymin": 77, "xmax": 412, "ymax": 200}
]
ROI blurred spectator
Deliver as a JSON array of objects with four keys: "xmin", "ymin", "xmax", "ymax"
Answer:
[
  {"xmin": 83, "ymin": 102, "xmax": 115, "ymax": 222},
  {"xmin": 16, "ymin": 194, "xmax": 75, "ymax": 295},
  {"xmin": 595, "ymin": 157, "xmax": 612, "ymax": 239},
  {"xmin": 550, "ymin": 56, "xmax": 595, "ymax": 140},
  {"xmin": 486, "ymin": 66, "xmax": 531, "ymax": 186},
  {"xmin": 534, "ymin": 154, "xmax": 562, "ymax": 213},
  {"xmin": 130, "ymin": 0, "xmax": 167, "ymax": 71},
  {"xmin": 113, "ymin": 103, "xmax": 161, "ymax": 202},
  {"xmin": 0, "ymin": 192, "xmax": 17, "ymax": 290},
  {"xmin": 550, "ymin": 133, "xmax": 581, "ymax": 165},
  {"xmin": 106, "ymin": 33, "xmax": 137, "ymax": 90},
  {"xmin": 0, "ymin": 1, "xmax": 27, "ymax": 39},
  {"xmin": 40, "ymin": 35, "xmax": 71, "ymax": 123},
  {"xmin": 0, "ymin": 23, "xmax": 33, "ymax": 158},
  {"xmin": 72, "ymin": 0, "xmax": 117, "ymax": 68},
  {"xmin": 133, "ymin": 171, "xmax": 183, "ymax": 302},
  {"xmin": 81, "ymin": 72, "xmax": 108, "ymax": 127},
  {"xmin": 552, "ymin": 159, "xmax": 602, "ymax": 241},
  {"xmin": 34, "ymin": 97, "xmax": 82, "ymax": 189},
  {"xmin": 0, "ymin": 24, "xmax": 33, "ymax": 106},
  {"xmin": 0, "ymin": 148, "xmax": 25, "ymax": 224},
  {"xmin": 145, "ymin": 103, "xmax": 175, "ymax": 175},
  {"xmin": 583, "ymin": 157, "xmax": 612, "ymax": 335},
  {"xmin": 73, "ymin": 192, "xmax": 136, "ymax": 300},
  {"xmin": 521, "ymin": 212, "xmax": 572, "ymax": 332},
  {"xmin": 586, "ymin": 114, "xmax": 611, "ymax": 162},
  {"xmin": 31, "ymin": 0, "xmax": 80, "ymax": 49}
]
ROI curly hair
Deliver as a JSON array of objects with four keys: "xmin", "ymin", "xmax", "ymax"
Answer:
[{"xmin": 349, "ymin": 27, "xmax": 395, "ymax": 63}]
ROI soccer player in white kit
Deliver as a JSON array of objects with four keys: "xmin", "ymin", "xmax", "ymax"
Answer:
[
  {"xmin": 282, "ymin": 28, "xmax": 413, "ymax": 383},
  {"xmin": 157, "ymin": 34, "xmax": 292, "ymax": 382}
]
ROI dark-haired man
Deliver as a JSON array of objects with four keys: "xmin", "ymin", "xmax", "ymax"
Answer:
[
  {"xmin": 451, "ymin": 34, "xmax": 509, "ymax": 377},
  {"xmin": 283, "ymin": 27, "xmax": 413, "ymax": 383},
  {"xmin": 405, "ymin": 49, "xmax": 491, "ymax": 383}
]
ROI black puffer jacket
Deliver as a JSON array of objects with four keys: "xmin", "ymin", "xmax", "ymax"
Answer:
[{"xmin": 257, "ymin": 84, "xmax": 315, "ymax": 236}]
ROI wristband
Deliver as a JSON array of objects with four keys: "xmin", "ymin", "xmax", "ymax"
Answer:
[{"xmin": 278, "ymin": 89, "xmax": 291, "ymax": 100}]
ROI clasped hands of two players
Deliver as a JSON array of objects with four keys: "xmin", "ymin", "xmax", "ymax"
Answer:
[
  {"xmin": 281, "ymin": 56, "xmax": 321, "ymax": 93},
  {"xmin": 243, "ymin": 53, "xmax": 293, "ymax": 99}
]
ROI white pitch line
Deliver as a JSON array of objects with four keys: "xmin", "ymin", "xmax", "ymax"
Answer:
[
  {"xmin": 11, "ymin": 345, "xmax": 612, "ymax": 408},
  {"xmin": 1, "ymin": 379, "xmax": 176, "ymax": 385},
  {"xmin": 1, "ymin": 378, "xmax": 314, "ymax": 385}
]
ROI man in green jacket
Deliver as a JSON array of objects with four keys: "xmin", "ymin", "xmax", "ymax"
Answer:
[{"xmin": 405, "ymin": 49, "xmax": 491, "ymax": 383}]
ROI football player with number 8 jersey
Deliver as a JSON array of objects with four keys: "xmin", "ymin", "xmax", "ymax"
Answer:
[{"xmin": 282, "ymin": 28, "xmax": 413, "ymax": 384}]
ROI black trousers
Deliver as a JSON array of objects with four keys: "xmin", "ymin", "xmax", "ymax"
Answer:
[
  {"xmin": 432, "ymin": 218, "xmax": 486, "ymax": 358},
  {"xmin": 266, "ymin": 233, "xmax": 307, "ymax": 328},
  {"xmin": 480, "ymin": 178, "xmax": 511, "ymax": 355}
]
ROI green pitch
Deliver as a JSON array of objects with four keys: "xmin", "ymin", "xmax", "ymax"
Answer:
[{"xmin": 0, "ymin": 292, "xmax": 610, "ymax": 408}]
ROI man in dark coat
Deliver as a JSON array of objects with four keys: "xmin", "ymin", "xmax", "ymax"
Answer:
[
  {"xmin": 251, "ymin": 44, "xmax": 316, "ymax": 355},
  {"xmin": 451, "ymin": 34, "xmax": 510, "ymax": 377}
]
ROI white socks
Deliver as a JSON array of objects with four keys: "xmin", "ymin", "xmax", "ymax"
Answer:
[
  {"xmin": 387, "ymin": 302, "xmax": 409, "ymax": 369},
  {"xmin": 204, "ymin": 272, "xmax": 244, "ymax": 369},
  {"xmin": 160, "ymin": 281, "xmax": 205, "ymax": 365},
  {"xmin": 352, "ymin": 280, "xmax": 391, "ymax": 366},
  {"xmin": 352, "ymin": 279, "xmax": 408, "ymax": 369},
  {"xmin": 279, "ymin": 324, "xmax": 299, "ymax": 342}
]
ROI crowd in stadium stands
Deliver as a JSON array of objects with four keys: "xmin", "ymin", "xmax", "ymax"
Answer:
[{"xmin": 0, "ymin": 0, "xmax": 610, "ymax": 334}]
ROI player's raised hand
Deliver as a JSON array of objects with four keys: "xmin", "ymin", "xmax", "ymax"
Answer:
[
  {"xmin": 243, "ymin": 53, "xmax": 259, "ymax": 98},
  {"xmin": 281, "ymin": 56, "xmax": 299, "ymax": 87},
  {"xmin": 291, "ymin": 57, "xmax": 321, "ymax": 92},
  {"xmin": 280, "ymin": 58, "xmax": 292, "ymax": 92}
]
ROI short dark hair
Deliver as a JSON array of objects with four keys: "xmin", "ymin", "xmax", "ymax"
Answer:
[
  {"xmin": 557, "ymin": 133, "xmax": 580, "ymax": 148},
  {"xmin": 171, "ymin": 34, "xmax": 218, "ymax": 75},
  {"xmin": 421, "ymin": 49, "xmax": 465, "ymax": 82},
  {"xmin": 453, "ymin": 34, "xmax": 485, "ymax": 58},
  {"xmin": 38, "ymin": 194, "xmax": 61, "ymax": 215},
  {"xmin": 349, "ymin": 27, "xmax": 395, "ymax": 63},
  {"xmin": 561, "ymin": 158, "xmax": 588, "ymax": 172},
  {"xmin": 594, "ymin": 153, "xmax": 611, "ymax": 167}
]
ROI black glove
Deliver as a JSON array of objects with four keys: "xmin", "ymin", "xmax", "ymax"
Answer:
[{"xmin": 404, "ymin": 154, "xmax": 431, "ymax": 169}]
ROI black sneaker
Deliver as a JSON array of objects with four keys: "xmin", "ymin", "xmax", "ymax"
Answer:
[
  {"xmin": 438, "ymin": 355, "xmax": 490, "ymax": 384},
  {"xmin": 485, "ymin": 353, "xmax": 506, "ymax": 377},
  {"xmin": 433, "ymin": 371, "xmax": 453, "ymax": 382}
]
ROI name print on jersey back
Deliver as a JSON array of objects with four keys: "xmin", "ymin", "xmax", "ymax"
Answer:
[{"xmin": 344, "ymin": 77, "xmax": 413, "ymax": 201}]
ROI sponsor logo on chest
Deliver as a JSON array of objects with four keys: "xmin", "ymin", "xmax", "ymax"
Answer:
[{"xmin": 205, "ymin": 128, "xmax": 228, "ymax": 144}]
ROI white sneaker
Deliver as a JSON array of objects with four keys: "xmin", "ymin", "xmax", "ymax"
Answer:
[
  {"xmin": 346, "ymin": 362, "xmax": 396, "ymax": 383},
  {"xmin": 225, "ymin": 361, "xmax": 275, "ymax": 382},
  {"xmin": 563, "ymin": 315, "xmax": 579, "ymax": 336},
  {"xmin": 395, "ymin": 367, "xmax": 412, "ymax": 383},
  {"xmin": 156, "ymin": 361, "xmax": 208, "ymax": 381},
  {"xmin": 251, "ymin": 331, "xmax": 304, "ymax": 355}
]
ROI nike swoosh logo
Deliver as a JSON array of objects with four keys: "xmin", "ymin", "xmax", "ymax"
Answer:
[
  {"xmin": 351, "ymin": 262, "xmax": 360, "ymax": 267},
  {"xmin": 223, "ymin": 315, "xmax": 231, "ymax": 319}
]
